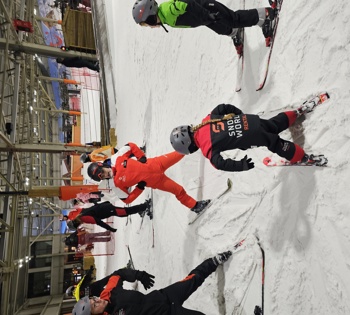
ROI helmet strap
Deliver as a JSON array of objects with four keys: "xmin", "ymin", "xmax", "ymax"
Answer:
[{"xmin": 160, "ymin": 22, "xmax": 168, "ymax": 33}]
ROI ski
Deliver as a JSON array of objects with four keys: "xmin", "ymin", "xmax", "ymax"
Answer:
[
  {"xmin": 263, "ymin": 155, "xmax": 328, "ymax": 167},
  {"xmin": 234, "ymin": 0, "xmax": 245, "ymax": 92},
  {"xmin": 188, "ymin": 178, "xmax": 233, "ymax": 225},
  {"xmin": 235, "ymin": 28, "xmax": 245, "ymax": 92},
  {"xmin": 256, "ymin": 0, "xmax": 284, "ymax": 91},
  {"xmin": 254, "ymin": 236, "xmax": 265, "ymax": 315},
  {"xmin": 150, "ymin": 189, "xmax": 155, "ymax": 248},
  {"xmin": 257, "ymin": 91, "xmax": 330, "ymax": 117},
  {"xmin": 232, "ymin": 238, "xmax": 246, "ymax": 253}
]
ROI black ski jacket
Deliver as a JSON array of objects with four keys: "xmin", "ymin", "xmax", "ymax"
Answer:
[
  {"xmin": 194, "ymin": 104, "xmax": 261, "ymax": 171},
  {"xmin": 101, "ymin": 268, "xmax": 171, "ymax": 315}
]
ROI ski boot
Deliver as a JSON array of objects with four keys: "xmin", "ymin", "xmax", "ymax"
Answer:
[
  {"xmin": 191, "ymin": 200, "xmax": 211, "ymax": 214},
  {"xmin": 254, "ymin": 305, "xmax": 263, "ymax": 315},
  {"xmin": 301, "ymin": 154, "xmax": 328, "ymax": 166},
  {"xmin": 296, "ymin": 93, "xmax": 329, "ymax": 117},
  {"xmin": 259, "ymin": 7, "xmax": 277, "ymax": 46},
  {"xmin": 145, "ymin": 198, "xmax": 153, "ymax": 219},
  {"xmin": 232, "ymin": 28, "xmax": 244, "ymax": 56},
  {"xmin": 212, "ymin": 250, "xmax": 233, "ymax": 266}
]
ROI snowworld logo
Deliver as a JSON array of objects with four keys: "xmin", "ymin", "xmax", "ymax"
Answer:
[
  {"xmin": 227, "ymin": 117, "xmax": 243, "ymax": 138},
  {"xmin": 211, "ymin": 122, "xmax": 225, "ymax": 133}
]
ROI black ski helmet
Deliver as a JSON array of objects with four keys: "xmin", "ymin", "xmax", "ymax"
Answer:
[
  {"xmin": 64, "ymin": 232, "xmax": 79, "ymax": 247},
  {"xmin": 132, "ymin": 0, "xmax": 159, "ymax": 24},
  {"xmin": 170, "ymin": 125, "xmax": 198, "ymax": 155},
  {"xmin": 80, "ymin": 153, "xmax": 91, "ymax": 163},
  {"xmin": 87, "ymin": 162, "xmax": 107, "ymax": 182}
]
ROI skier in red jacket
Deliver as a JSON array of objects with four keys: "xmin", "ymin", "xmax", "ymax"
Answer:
[
  {"xmin": 87, "ymin": 143, "xmax": 210, "ymax": 214},
  {"xmin": 170, "ymin": 96, "xmax": 328, "ymax": 171},
  {"xmin": 72, "ymin": 250, "xmax": 232, "ymax": 315}
]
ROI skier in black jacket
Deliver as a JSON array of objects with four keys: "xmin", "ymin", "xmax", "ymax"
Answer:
[
  {"xmin": 170, "ymin": 96, "xmax": 328, "ymax": 171},
  {"xmin": 72, "ymin": 251, "xmax": 232, "ymax": 315},
  {"xmin": 70, "ymin": 200, "xmax": 152, "ymax": 232}
]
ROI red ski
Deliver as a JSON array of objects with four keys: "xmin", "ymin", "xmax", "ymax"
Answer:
[
  {"xmin": 256, "ymin": 0, "xmax": 284, "ymax": 91},
  {"xmin": 263, "ymin": 156, "xmax": 328, "ymax": 167}
]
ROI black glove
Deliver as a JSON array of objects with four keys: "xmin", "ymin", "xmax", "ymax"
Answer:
[
  {"xmin": 254, "ymin": 306, "xmax": 262, "ymax": 315},
  {"xmin": 110, "ymin": 228, "xmax": 117, "ymax": 233},
  {"xmin": 207, "ymin": 12, "xmax": 220, "ymax": 24},
  {"xmin": 139, "ymin": 156, "xmax": 147, "ymax": 163},
  {"xmin": 137, "ymin": 271, "xmax": 155, "ymax": 290},
  {"xmin": 137, "ymin": 181, "xmax": 147, "ymax": 190},
  {"xmin": 241, "ymin": 155, "xmax": 254, "ymax": 171}
]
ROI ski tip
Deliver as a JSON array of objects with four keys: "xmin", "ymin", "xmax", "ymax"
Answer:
[
  {"xmin": 256, "ymin": 83, "xmax": 265, "ymax": 91},
  {"xmin": 227, "ymin": 178, "xmax": 233, "ymax": 187},
  {"xmin": 263, "ymin": 157, "xmax": 271, "ymax": 166},
  {"xmin": 320, "ymin": 92, "xmax": 330, "ymax": 103}
]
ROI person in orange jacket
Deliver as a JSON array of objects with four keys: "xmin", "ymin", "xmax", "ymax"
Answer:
[
  {"xmin": 80, "ymin": 145, "xmax": 118, "ymax": 164},
  {"xmin": 87, "ymin": 143, "xmax": 210, "ymax": 214}
]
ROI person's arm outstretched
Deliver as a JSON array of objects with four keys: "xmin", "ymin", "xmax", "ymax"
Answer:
[
  {"xmin": 211, "ymin": 153, "xmax": 254, "ymax": 172},
  {"xmin": 120, "ymin": 181, "xmax": 146, "ymax": 204}
]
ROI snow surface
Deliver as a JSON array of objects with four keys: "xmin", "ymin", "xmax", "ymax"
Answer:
[{"xmin": 94, "ymin": 0, "xmax": 350, "ymax": 314}]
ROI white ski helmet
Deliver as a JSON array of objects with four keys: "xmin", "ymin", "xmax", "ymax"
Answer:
[
  {"xmin": 170, "ymin": 125, "xmax": 196, "ymax": 155},
  {"xmin": 132, "ymin": 0, "xmax": 159, "ymax": 24},
  {"xmin": 72, "ymin": 296, "xmax": 91, "ymax": 315}
]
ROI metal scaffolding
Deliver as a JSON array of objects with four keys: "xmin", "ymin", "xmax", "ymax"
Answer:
[{"xmin": 0, "ymin": 0, "xmax": 101, "ymax": 314}]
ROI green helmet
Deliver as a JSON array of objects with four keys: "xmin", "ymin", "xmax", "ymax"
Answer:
[{"xmin": 132, "ymin": 0, "xmax": 158, "ymax": 24}]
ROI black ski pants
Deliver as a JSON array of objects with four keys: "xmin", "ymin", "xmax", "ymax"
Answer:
[
  {"xmin": 81, "ymin": 201, "xmax": 147, "ymax": 219},
  {"xmin": 161, "ymin": 258, "xmax": 217, "ymax": 315},
  {"xmin": 204, "ymin": 1, "xmax": 259, "ymax": 36},
  {"xmin": 254, "ymin": 112, "xmax": 298, "ymax": 161}
]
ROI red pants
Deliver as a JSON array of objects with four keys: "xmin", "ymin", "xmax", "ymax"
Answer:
[{"xmin": 148, "ymin": 152, "xmax": 197, "ymax": 209}]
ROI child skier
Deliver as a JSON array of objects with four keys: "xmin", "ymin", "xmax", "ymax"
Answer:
[
  {"xmin": 68, "ymin": 200, "xmax": 152, "ymax": 232},
  {"xmin": 87, "ymin": 142, "xmax": 210, "ymax": 214},
  {"xmin": 132, "ymin": 0, "xmax": 276, "ymax": 54},
  {"xmin": 170, "ymin": 95, "xmax": 328, "ymax": 171},
  {"xmin": 72, "ymin": 251, "xmax": 232, "ymax": 315}
]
